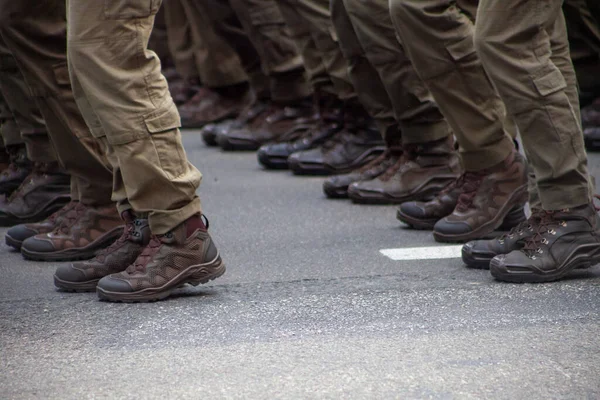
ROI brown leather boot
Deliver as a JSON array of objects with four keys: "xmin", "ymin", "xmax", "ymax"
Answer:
[
  {"xmin": 217, "ymin": 98, "xmax": 316, "ymax": 151},
  {"xmin": 0, "ymin": 162, "xmax": 70, "ymax": 227},
  {"xmin": 96, "ymin": 214, "xmax": 225, "ymax": 302},
  {"xmin": 20, "ymin": 202, "xmax": 123, "ymax": 261},
  {"xmin": 179, "ymin": 85, "xmax": 254, "ymax": 128},
  {"xmin": 432, "ymin": 150, "xmax": 528, "ymax": 243},
  {"xmin": 0, "ymin": 145, "xmax": 32, "ymax": 196},
  {"xmin": 54, "ymin": 211, "xmax": 151, "ymax": 292},
  {"xmin": 5, "ymin": 201, "xmax": 78, "ymax": 250},
  {"xmin": 347, "ymin": 137, "xmax": 461, "ymax": 204}
]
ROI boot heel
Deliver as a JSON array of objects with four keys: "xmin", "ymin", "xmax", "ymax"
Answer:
[{"xmin": 499, "ymin": 206, "xmax": 527, "ymax": 230}]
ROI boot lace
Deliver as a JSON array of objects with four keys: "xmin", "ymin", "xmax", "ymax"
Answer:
[
  {"xmin": 52, "ymin": 202, "xmax": 86, "ymax": 235},
  {"xmin": 126, "ymin": 232, "xmax": 173, "ymax": 273},
  {"xmin": 497, "ymin": 209, "xmax": 543, "ymax": 244},
  {"xmin": 378, "ymin": 147, "xmax": 419, "ymax": 182},
  {"xmin": 455, "ymin": 171, "xmax": 487, "ymax": 212},
  {"xmin": 94, "ymin": 220, "xmax": 138, "ymax": 262},
  {"xmin": 521, "ymin": 210, "xmax": 567, "ymax": 259}
]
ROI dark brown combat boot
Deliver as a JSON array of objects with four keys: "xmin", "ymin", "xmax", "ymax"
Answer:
[
  {"xmin": 54, "ymin": 212, "xmax": 151, "ymax": 292},
  {"xmin": 200, "ymin": 119, "xmax": 236, "ymax": 147},
  {"xmin": 20, "ymin": 202, "xmax": 123, "ymax": 261},
  {"xmin": 96, "ymin": 214, "xmax": 225, "ymax": 302},
  {"xmin": 5, "ymin": 201, "xmax": 78, "ymax": 250},
  {"xmin": 257, "ymin": 92, "xmax": 344, "ymax": 169},
  {"xmin": 179, "ymin": 85, "xmax": 254, "ymax": 129},
  {"xmin": 323, "ymin": 150, "xmax": 399, "ymax": 198},
  {"xmin": 217, "ymin": 98, "xmax": 316, "ymax": 151},
  {"xmin": 432, "ymin": 150, "xmax": 528, "ymax": 243},
  {"xmin": 490, "ymin": 204, "xmax": 600, "ymax": 282},
  {"xmin": 0, "ymin": 162, "xmax": 70, "ymax": 227},
  {"xmin": 0, "ymin": 145, "xmax": 32, "ymax": 196},
  {"xmin": 462, "ymin": 209, "xmax": 543, "ymax": 269},
  {"xmin": 347, "ymin": 137, "xmax": 461, "ymax": 205},
  {"xmin": 287, "ymin": 101, "xmax": 385, "ymax": 176}
]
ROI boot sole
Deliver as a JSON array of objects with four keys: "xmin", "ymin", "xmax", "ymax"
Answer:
[
  {"xmin": 289, "ymin": 147, "xmax": 385, "ymax": 177},
  {"xmin": 53, "ymin": 276, "xmax": 99, "ymax": 292},
  {"xmin": 433, "ymin": 185, "xmax": 528, "ymax": 243},
  {"xmin": 21, "ymin": 228, "xmax": 123, "ymax": 262},
  {"xmin": 257, "ymin": 151, "xmax": 289, "ymax": 170},
  {"xmin": 348, "ymin": 178, "xmax": 455, "ymax": 205},
  {"xmin": 490, "ymin": 247, "xmax": 600, "ymax": 283},
  {"xmin": 5, "ymin": 233, "xmax": 23, "ymax": 251},
  {"xmin": 323, "ymin": 182, "xmax": 349, "ymax": 199},
  {"xmin": 96, "ymin": 256, "xmax": 226, "ymax": 303},
  {"xmin": 0, "ymin": 199, "xmax": 69, "ymax": 228},
  {"xmin": 397, "ymin": 200, "xmax": 526, "ymax": 233}
]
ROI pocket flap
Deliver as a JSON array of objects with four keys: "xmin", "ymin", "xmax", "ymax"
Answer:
[
  {"xmin": 144, "ymin": 108, "xmax": 181, "ymax": 133},
  {"xmin": 533, "ymin": 68, "xmax": 567, "ymax": 97}
]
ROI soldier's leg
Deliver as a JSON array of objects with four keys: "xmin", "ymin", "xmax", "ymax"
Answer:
[
  {"xmin": 66, "ymin": 0, "xmax": 224, "ymax": 302},
  {"xmin": 176, "ymin": 0, "xmax": 254, "ymax": 130},
  {"xmin": 335, "ymin": 0, "xmax": 459, "ymax": 204},
  {"xmin": 390, "ymin": 0, "xmax": 528, "ymax": 243},
  {"xmin": 0, "ymin": 0, "xmax": 123, "ymax": 258},
  {"xmin": 474, "ymin": 0, "xmax": 600, "ymax": 283}
]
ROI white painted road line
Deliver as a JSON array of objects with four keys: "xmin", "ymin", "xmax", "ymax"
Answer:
[{"xmin": 380, "ymin": 245, "xmax": 464, "ymax": 261}]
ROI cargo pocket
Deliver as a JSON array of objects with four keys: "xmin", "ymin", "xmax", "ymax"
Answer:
[
  {"xmin": 144, "ymin": 108, "xmax": 185, "ymax": 179},
  {"xmin": 104, "ymin": 0, "xmax": 161, "ymax": 19},
  {"xmin": 532, "ymin": 67, "xmax": 566, "ymax": 97}
]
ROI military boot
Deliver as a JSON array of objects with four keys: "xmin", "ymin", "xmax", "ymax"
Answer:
[
  {"xmin": 583, "ymin": 98, "xmax": 600, "ymax": 151},
  {"xmin": 347, "ymin": 137, "xmax": 461, "ymax": 205},
  {"xmin": 323, "ymin": 150, "xmax": 398, "ymax": 198},
  {"xmin": 432, "ymin": 150, "xmax": 528, "ymax": 243},
  {"xmin": 397, "ymin": 175, "xmax": 526, "ymax": 231},
  {"xmin": 490, "ymin": 204, "xmax": 600, "ymax": 282},
  {"xmin": 257, "ymin": 92, "xmax": 343, "ymax": 169},
  {"xmin": 180, "ymin": 85, "xmax": 254, "ymax": 129},
  {"xmin": 54, "ymin": 211, "xmax": 151, "ymax": 292},
  {"xmin": 0, "ymin": 162, "xmax": 70, "ymax": 227},
  {"xmin": 0, "ymin": 145, "xmax": 32, "ymax": 196},
  {"xmin": 96, "ymin": 214, "xmax": 225, "ymax": 302},
  {"xmin": 462, "ymin": 209, "xmax": 543, "ymax": 269},
  {"xmin": 5, "ymin": 201, "xmax": 78, "ymax": 250},
  {"xmin": 217, "ymin": 98, "xmax": 316, "ymax": 151},
  {"xmin": 200, "ymin": 119, "xmax": 236, "ymax": 147},
  {"xmin": 288, "ymin": 100, "xmax": 385, "ymax": 175},
  {"xmin": 20, "ymin": 202, "xmax": 123, "ymax": 261}
]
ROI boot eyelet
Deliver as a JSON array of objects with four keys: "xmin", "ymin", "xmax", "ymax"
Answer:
[
  {"xmin": 549, "ymin": 229, "xmax": 556, "ymax": 235},
  {"xmin": 531, "ymin": 255, "xmax": 537, "ymax": 260},
  {"xmin": 536, "ymin": 248, "xmax": 543, "ymax": 254},
  {"xmin": 498, "ymin": 239, "xmax": 504, "ymax": 244},
  {"xmin": 560, "ymin": 221, "xmax": 567, "ymax": 227},
  {"xmin": 541, "ymin": 238, "xmax": 548, "ymax": 244}
]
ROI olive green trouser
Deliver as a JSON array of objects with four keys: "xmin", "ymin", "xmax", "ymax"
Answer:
[
  {"xmin": 391, "ymin": 0, "xmax": 592, "ymax": 210},
  {"xmin": 564, "ymin": 0, "xmax": 600, "ymax": 98},
  {"xmin": 329, "ymin": 0, "xmax": 450, "ymax": 146},
  {"xmin": 200, "ymin": 0, "xmax": 311, "ymax": 102},
  {"xmin": 67, "ymin": 0, "xmax": 202, "ymax": 234},
  {"xmin": 276, "ymin": 0, "xmax": 355, "ymax": 100},
  {"xmin": 175, "ymin": 0, "xmax": 249, "ymax": 87},
  {"xmin": 0, "ymin": 0, "xmax": 113, "ymax": 206},
  {"xmin": 342, "ymin": 0, "xmax": 451, "ymax": 145},
  {"xmin": 0, "ymin": 38, "xmax": 56, "ymax": 163},
  {"xmin": 389, "ymin": 0, "xmax": 515, "ymax": 171}
]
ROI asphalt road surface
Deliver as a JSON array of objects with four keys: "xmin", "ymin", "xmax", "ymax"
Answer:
[{"xmin": 1, "ymin": 131, "xmax": 599, "ymax": 399}]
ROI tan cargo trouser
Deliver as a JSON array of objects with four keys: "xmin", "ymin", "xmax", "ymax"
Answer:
[
  {"xmin": 67, "ymin": 0, "xmax": 202, "ymax": 234},
  {"xmin": 276, "ymin": 0, "xmax": 356, "ymax": 100},
  {"xmin": 175, "ymin": 0, "xmax": 249, "ymax": 88},
  {"xmin": 0, "ymin": 0, "xmax": 114, "ymax": 206},
  {"xmin": 0, "ymin": 39, "xmax": 56, "ymax": 163},
  {"xmin": 389, "ymin": 0, "xmax": 515, "ymax": 170},
  {"xmin": 474, "ymin": 0, "xmax": 591, "ymax": 210},
  {"xmin": 201, "ymin": 0, "xmax": 311, "ymax": 102},
  {"xmin": 342, "ymin": 0, "xmax": 450, "ymax": 145}
]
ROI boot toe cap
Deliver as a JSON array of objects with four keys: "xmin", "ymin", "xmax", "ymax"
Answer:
[
  {"xmin": 6, "ymin": 224, "xmax": 38, "ymax": 243},
  {"xmin": 434, "ymin": 218, "xmax": 472, "ymax": 235},
  {"xmin": 21, "ymin": 236, "xmax": 56, "ymax": 253},
  {"xmin": 55, "ymin": 263, "xmax": 86, "ymax": 282},
  {"xmin": 97, "ymin": 274, "xmax": 134, "ymax": 293},
  {"xmin": 399, "ymin": 202, "xmax": 427, "ymax": 219}
]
